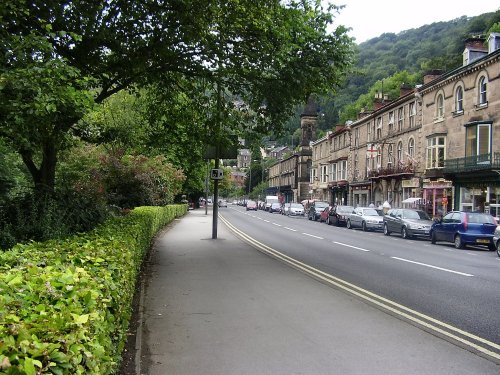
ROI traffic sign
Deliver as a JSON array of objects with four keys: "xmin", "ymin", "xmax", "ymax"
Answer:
[{"xmin": 211, "ymin": 169, "xmax": 224, "ymax": 180}]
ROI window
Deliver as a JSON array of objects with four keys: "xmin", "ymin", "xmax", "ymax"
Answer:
[
  {"xmin": 408, "ymin": 138, "xmax": 415, "ymax": 159},
  {"xmin": 409, "ymin": 102, "xmax": 416, "ymax": 128},
  {"xmin": 321, "ymin": 165, "xmax": 328, "ymax": 183},
  {"xmin": 354, "ymin": 153, "xmax": 359, "ymax": 180},
  {"xmin": 387, "ymin": 144, "xmax": 394, "ymax": 168},
  {"xmin": 397, "ymin": 107, "xmax": 404, "ymax": 131},
  {"xmin": 376, "ymin": 146, "xmax": 382, "ymax": 170},
  {"xmin": 397, "ymin": 141, "xmax": 403, "ymax": 165},
  {"xmin": 436, "ymin": 94, "xmax": 444, "ymax": 119},
  {"xmin": 466, "ymin": 123, "xmax": 491, "ymax": 158},
  {"xmin": 388, "ymin": 111, "xmax": 394, "ymax": 133},
  {"xmin": 339, "ymin": 160, "xmax": 347, "ymax": 180},
  {"xmin": 310, "ymin": 167, "xmax": 317, "ymax": 183},
  {"xmin": 426, "ymin": 136, "xmax": 446, "ymax": 169},
  {"xmin": 331, "ymin": 163, "xmax": 337, "ymax": 181},
  {"xmin": 354, "ymin": 128, "xmax": 360, "ymax": 146},
  {"xmin": 479, "ymin": 76, "xmax": 487, "ymax": 105},
  {"xmin": 367, "ymin": 122, "xmax": 372, "ymax": 141},
  {"xmin": 455, "ymin": 86, "xmax": 463, "ymax": 113},
  {"xmin": 376, "ymin": 117, "xmax": 382, "ymax": 139}
]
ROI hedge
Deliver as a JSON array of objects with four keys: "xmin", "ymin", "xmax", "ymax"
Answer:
[{"xmin": 0, "ymin": 204, "xmax": 187, "ymax": 375}]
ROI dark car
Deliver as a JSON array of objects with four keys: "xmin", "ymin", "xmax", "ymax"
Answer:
[
  {"xmin": 308, "ymin": 201, "xmax": 329, "ymax": 221},
  {"xmin": 430, "ymin": 211, "xmax": 497, "ymax": 250},
  {"xmin": 269, "ymin": 202, "xmax": 282, "ymax": 214},
  {"xmin": 246, "ymin": 200, "xmax": 258, "ymax": 211},
  {"xmin": 327, "ymin": 205, "xmax": 354, "ymax": 226},
  {"xmin": 383, "ymin": 209, "xmax": 433, "ymax": 239}
]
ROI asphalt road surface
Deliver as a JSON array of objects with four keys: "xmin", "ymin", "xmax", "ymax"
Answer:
[{"xmin": 220, "ymin": 205, "xmax": 500, "ymax": 352}]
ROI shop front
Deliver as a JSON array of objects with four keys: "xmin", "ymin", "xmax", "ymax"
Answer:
[
  {"xmin": 350, "ymin": 182, "xmax": 371, "ymax": 207},
  {"xmin": 422, "ymin": 179, "xmax": 453, "ymax": 218},
  {"xmin": 329, "ymin": 181, "xmax": 349, "ymax": 206}
]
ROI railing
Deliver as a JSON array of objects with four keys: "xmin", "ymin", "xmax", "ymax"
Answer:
[
  {"xmin": 368, "ymin": 165, "xmax": 415, "ymax": 178},
  {"xmin": 443, "ymin": 152, "xmax": 500, "ymax": 173}
]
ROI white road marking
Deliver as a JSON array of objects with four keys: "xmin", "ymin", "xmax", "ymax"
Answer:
[
  {"xmin": 284, "ymin": 227, "xmax": 297, "ymax": 232},
  {"xmin": 391, "ymin": 257, "xmax": 474, "ymax": 277},
  {"xmin": 302, "ymin": 233, "xmax": 324, "ymax": 240},
  {"xmin": 332, "ymin": 241, "xmax": 370, "ymax": 252},
  {"xmin": 219, "ymin": 216, "xmax": 500, "ymax": 360},
  {"xmin": 264, "ymin": 220, "xmax": 270, "ymax": 223},
  {"xmin": 465, "ymin": 252, "xmax": 478, "ymax": 256},
  {"xmin": 272, "ymin": 223, "xmax": 282, "ymax": 227}
]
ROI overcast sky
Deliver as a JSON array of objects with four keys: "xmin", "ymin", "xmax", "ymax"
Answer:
[{"xmin": 329, "ymin": 0, "xmax": 500, "ymax": 43}]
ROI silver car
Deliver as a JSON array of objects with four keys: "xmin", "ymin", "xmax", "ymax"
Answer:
[
  {"xmin": 383, "ymin": 209, "xmax": 433, "ymax": 239},
  {"xmin": 282, "ymin": 202, "xmax": 305, "ymax": 216},
  {"xmin": 346, "ymin": 207, "xmax": 384, "ymax": 231},
  {"xmin": 493, "ymin": 225, "xmax": 500, "ymax": 257}
]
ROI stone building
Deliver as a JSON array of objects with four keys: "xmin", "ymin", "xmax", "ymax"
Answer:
[
  {"xmin": 421, "ymin": 33, "xmax": 500, "ymax": 216},
  {"xmin": 267, "ymin": 34, "xmax": 500, "ymax": 214},
  {"xmin": 348, "ymin": 86, "xmax": 423, "ymax": 209},
  {"xmin": 310, "ymin": 131, "xmax": 332, "ymax": 201},
  {"xmin": 328, "ymin": 125, "xmax": 351, "ymax": 205},
  {"xmin": 267, "ymin": 96, "xmax": 318, "ymax": 203}
]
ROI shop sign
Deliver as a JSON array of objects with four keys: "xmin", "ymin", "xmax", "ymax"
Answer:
[{"xmin": 402, "ymin": 177, "xmax": 420, "ymax": 188}]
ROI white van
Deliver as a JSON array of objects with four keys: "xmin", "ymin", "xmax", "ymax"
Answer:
[{"xmin": 265, "ymin": 196, "xmax": 279, "ymax": 211}]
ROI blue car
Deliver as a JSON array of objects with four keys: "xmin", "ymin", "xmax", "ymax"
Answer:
[{"xmin": 430, "ymin": 211, "xmax": 497, "ymax": 250}]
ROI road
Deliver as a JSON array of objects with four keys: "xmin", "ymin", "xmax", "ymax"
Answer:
[{"xmin": 219, "ymin": 204, "xmax": 500, "ymax": 360}]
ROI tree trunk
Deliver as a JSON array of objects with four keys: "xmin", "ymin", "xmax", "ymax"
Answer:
[{"xmin": 20, "ymin": 140, "xmax": 58, "ymax": 195}]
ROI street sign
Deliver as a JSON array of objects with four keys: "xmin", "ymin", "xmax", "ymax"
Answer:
[{"xmin": 211, "ymin": 168, "xmax": 224, "ymax": 180}]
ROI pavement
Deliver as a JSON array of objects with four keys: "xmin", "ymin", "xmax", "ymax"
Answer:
[{"xmin": 136, "ymin": 208, "xmax": 499, "ymax": 375}]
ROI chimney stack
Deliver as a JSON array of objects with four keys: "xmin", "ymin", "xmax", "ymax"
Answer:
[{"xmin": 423, "ymin": 69, "xmax": 443, "ymax": 84}]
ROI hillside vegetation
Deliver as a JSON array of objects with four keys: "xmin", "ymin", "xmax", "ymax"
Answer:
[{"xmin": 314, "ymin": 10, "xmax": 500, "ymax": 133}]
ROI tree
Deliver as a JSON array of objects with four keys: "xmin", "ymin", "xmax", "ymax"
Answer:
[{"xmin": 1, "ymin": 0, "xmax": 354, "ymax": 195}]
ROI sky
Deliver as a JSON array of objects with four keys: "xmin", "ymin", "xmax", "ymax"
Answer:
[{"xmin": 330, "ymin": 0, "xmax": 500, "ymax": 43}]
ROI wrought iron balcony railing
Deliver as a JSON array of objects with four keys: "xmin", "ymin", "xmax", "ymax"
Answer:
[
  {"xmin": 443, "ymin": 152, "xmax": 500, "ymax": 174},
  {"xmin": 368, "ymin": 164, "xmax": 415, "ymax": 178}
]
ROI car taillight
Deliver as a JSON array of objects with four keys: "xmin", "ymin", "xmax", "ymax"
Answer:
[{"xmin": 463, "ymin": 214, "xmax": 468, "ymax": 231}]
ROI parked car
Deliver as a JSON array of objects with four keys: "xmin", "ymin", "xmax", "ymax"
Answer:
[
  {"xmin": 282, "ymin": 202, "xmax": 305, "ymax": 216},
  {"xmin": 327, "ymin": 205, "xmax": 354, "ymax": 226},
  {"xmin": 308, "ymin": 201, "xmax": 329, "ymax": 221},
  {"xmin": 319, "ymin": 206, "xmax": 331, "ymax": 223},
  {"xmin": 218, "ymin": 199, "xmax": 228, "ymax": 208},
  {"xmin": 383, "ymin": 209, "xmax": 433, "ymax": 239},
  {"xmin": 269, "ymin": 202, "xmax": 282, "ymax": 214},
  {"xmin": 430, "ymin": 211, "xmax": 497, "ymax": 250},
  {"xmin": 246, "ymin": 200, "xmax": 258, "ymax": 211},
  {"xmin": 493, "ymin": 226, "xmax": 500, "ymax": 257},
  {"xmin": 346, "ymin": 207, "xmax": 384, "ymax": 231}
]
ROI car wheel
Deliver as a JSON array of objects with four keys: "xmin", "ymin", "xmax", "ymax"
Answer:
[
  {"xmin": 488, "ymin": 243, "xmax": 495, "ymax": 251},
  {"xmin": 346, "ymin": 219, "xmax": 352, "ymax": 229},
  {"xmin": 454, "ymin": 234, "xmax": 465, "ymax": 249},
  {"xmin": 362, "ymin": 221, "xmax": 367, "ymax": 231},
  {"xmin": 334, "ymin": 217, "xmax": 340, "ymax": 227},
  {"xmin": 430, "ymin": 231, "xmax": 436, "ymax": 244},
  {"xmin": 308, "ymin": 214, "xmax": 312, "ymax": 221},
  {"xmin": 401, "ymin": 227, "xmax": 409, "ymax": 239},
  {"xmin": 383, "ymin": 223, "xmax": 391, "ymax": 236},
  {"xmin": 497, "ymin": 241, "xmax": 500, "ymax": 257}
]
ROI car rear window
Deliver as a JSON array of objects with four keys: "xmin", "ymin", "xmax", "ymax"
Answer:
[
  {"xmin": 466, "ymin": 213, "xmax": 496, "ymax": 224},
  {"xmin": 338, "ymin": 206, "xmax": 354, "ymax": 213}
]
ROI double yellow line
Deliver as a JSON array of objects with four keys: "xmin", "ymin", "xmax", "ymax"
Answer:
[{"xmin": 220, "ymin": 214, "xmax": 500, "ymax": 363}]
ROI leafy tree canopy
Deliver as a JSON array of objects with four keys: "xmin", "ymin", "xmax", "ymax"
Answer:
[{"xmin": 0, "ymin": 0, "xmax": 355, "ymax": 194}]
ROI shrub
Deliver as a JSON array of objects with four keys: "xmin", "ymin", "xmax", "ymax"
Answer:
[
  {"xmin": 0, "ymin": 190, "xmax": 109, "ymax": 251},
  {"xmin": 0, "ymin": 204, "xmax": 187, "ymax": 374}
]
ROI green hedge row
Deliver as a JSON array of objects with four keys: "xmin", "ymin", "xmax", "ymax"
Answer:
[{"xmin": 0, "ymin": 204, "xmax": 187, "ymax": 375}]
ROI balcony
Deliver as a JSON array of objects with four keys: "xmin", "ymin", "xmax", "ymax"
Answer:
[
  {"xmin": 443, "ymin": 152, "xmax": 500, "ymax": 174},
  {"xmin": 368, "ymin": 164, "xmax": 415, "ymax": 179}
]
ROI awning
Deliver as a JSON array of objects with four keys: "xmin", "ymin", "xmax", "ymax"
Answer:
[{"xmin": 402, "ymin": 197, "xmax": 422, "ymax": 204}]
